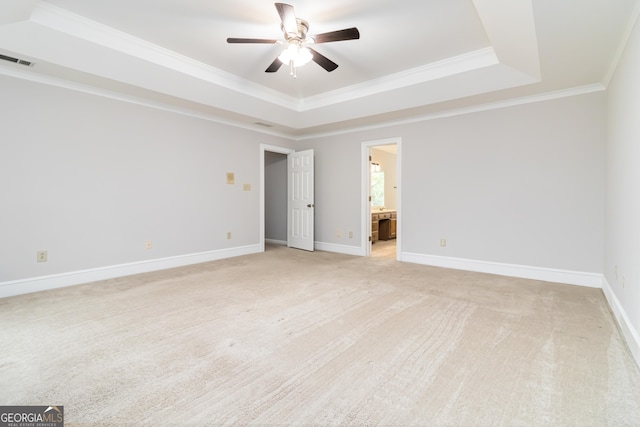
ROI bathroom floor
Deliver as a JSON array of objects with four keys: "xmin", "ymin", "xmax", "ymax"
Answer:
[{"xmin": 371, "ymin": 239, "xmax": 396, "ymax": 259}]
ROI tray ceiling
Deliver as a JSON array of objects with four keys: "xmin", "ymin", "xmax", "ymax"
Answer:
[{"xmin": 0, "ymin": 0, "xmax": 637, "ymax": 138}]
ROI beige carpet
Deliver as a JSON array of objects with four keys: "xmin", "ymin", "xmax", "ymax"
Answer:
[{"xmin": 1, "ymin": 245, "xmax": 639, "ymax": 426}]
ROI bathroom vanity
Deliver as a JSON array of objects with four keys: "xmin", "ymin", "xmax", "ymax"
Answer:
[{"xmin": 371, "ymin": 210, "xmax": 396, "ymax": 242}]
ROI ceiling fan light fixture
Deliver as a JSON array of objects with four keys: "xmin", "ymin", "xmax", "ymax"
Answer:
[
  {"xmin": 278, "ymin": 43, "xmax": 312, "ymax": 67},
  {"xmin": 227, "ymin": 3, "xmax": 359, "ymax": 75}
]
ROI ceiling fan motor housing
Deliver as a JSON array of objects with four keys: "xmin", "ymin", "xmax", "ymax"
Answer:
[{"xmin": 282, "ymin": 18, "xmax": 309, "ymax": 42}]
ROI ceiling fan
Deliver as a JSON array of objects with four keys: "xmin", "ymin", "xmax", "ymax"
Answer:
[{"xmin": 227, "ymin": 3, "xmax": 360, "ymax": 77}]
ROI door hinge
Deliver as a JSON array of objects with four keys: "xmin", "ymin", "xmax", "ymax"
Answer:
[
  {"xmin": 369, "ymin": 155, "xmax": 372, "ymax": 161},
  {"xmin": 368, "ymin": 196, "xmax": 372, "ymax": 202},
  {"xmin": 369, "ymin": 236, "xmax": 372, "ymax": 242}
]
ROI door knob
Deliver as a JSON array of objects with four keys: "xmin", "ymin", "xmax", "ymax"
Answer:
[{"xmin": 307, "ymin": 203, "xmax": 315, "ymax": 208}]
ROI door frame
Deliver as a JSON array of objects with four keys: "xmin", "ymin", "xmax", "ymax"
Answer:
[
  {"xmin": 361, "ymin": 137, "xmax": 402, "ymax": 259},
  {"xmin": 260, "ymin": 144, "xmax": 295, "ymax": 253}
]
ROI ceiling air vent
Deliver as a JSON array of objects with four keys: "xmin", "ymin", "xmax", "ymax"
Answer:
[
  {"xmin": 0, "ymin": 53, "xmax": 34, "ymax": 67},
  {"xmin": 254, "ymin": 122, "xmax": 274, "ymax": 128}
]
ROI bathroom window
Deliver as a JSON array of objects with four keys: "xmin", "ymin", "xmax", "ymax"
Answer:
[{"xmin": 371, "ymin": 171, "xmax": 385, "ymax": 207}]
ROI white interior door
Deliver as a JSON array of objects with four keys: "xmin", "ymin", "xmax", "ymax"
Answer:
[{"xmin": 287, "ymin": 149, "xmax": 314, "ymax": 251}]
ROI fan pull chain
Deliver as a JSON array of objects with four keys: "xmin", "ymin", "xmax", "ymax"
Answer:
[{"xmin": 289, "ymin": 60, "xmax": 297, "ymax": 78}]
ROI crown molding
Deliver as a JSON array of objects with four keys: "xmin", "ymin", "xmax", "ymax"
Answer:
[
  {"xmin": 32, "ymin": 1, "xmax": 300, "ymax": 110},
  {"xmin": 602, "ymin": 0, "xmax": 640, "ymax": 88},
  {"xmin": 0, "ymin": 58, "xmax": 604, "ymax": 142},
  {"xmin": 0, "ymin": 62, "xmax": 296, "ymax": 140},
  {"xmin": 295, "ymin": 83, "xmax": 606, "ymax": 140},
  {"xmin": 300, "ymin": 47, "xmax": 498, "ymax": 112}
]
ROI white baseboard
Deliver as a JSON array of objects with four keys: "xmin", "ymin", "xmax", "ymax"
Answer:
[
  {"xmin": 602, "ymin": 278, "xmax": 640, "ymax": 368},
  {"xmin": 401, "ymin": 252, "xmax": 603, "ymax": 288},
  {"xmin": 314, "ymin": 241, "xmax": 364, "ymax": 256},
  {"xmin": 265, "ymin": 239, "xmax": 287, "ymax": 246},
  {"xmin": 0, "ymin": 244, "xmax": 262, "ymax": 299}
]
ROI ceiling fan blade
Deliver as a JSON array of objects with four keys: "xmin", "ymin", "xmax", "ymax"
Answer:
[
  {"xmin": 265, "ymin": 58, "xmax": 284, "ymax": 73},
  {"xmin": 275, "ymin": 3, "xmax": 298, "ymax": 36},
  {"xmin": 308, "ymin": 48, "xmax": 338, "ymax": 72},
  {"xmin": 227, "ymin": 38, "xmax": 278, "ymax": 44},
  {"xmin": 311, "ymin": 27, "xmax": 360, "ymax": 44}
]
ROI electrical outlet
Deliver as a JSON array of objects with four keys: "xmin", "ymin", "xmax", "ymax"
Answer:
[
  {"xmin": 440, "ymin": 239, "xmax": 447, "ymax": 247},
  {"xmin": 336, "ymin": 230, "xmax": 341, "ymax": 238},
  {"xmin": 349, "ymin": 231, "xmax": 353, "ymax": 239},
  {"xmin": 227, "ymin": 232, "xmax": 232, "ymax": 240},
  {"xmin": 145, "ymin": 240, "xmax": 152, "ymax": 250},
  {"xmin": 243, "ymin": 183, "xmax": 251, "ymax": 191},
  {"xmin": 37, "ymin": 250, "xmax": 47, "ymax": 262},
  {"xmin": 226, "ymin": 172, "xmax": 235, "ymax": 185}
]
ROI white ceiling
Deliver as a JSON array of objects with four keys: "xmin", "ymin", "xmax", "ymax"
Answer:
[{"xmin": 1, "ymin": 0, "xmax": 638, "ymax": 138}]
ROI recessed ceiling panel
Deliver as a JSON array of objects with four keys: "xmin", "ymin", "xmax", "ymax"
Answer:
[{"xmin": 43, "ymin": 0, "xmax": 491, "ymax": 98}]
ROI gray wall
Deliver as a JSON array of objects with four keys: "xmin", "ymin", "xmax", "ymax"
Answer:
[
  {"xmin": 0, "ymin": 75, "xmax": 292, "ymax": 282},
  {"xmin": 605, "ymin": 15, "xmax": 640, "ymax": 356},
  {"xmin": 300, "ymin": 92, "xmax": 606, "ymax": 275},
  {"xmin": 264, "ymin": 151, "xmax": 287, "ymax": 242},
  {"xmin": 0, "ymin": 71, "xmax": 607, "ymax": 286}
]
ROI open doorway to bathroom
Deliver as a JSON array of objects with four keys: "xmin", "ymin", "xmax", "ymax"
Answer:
[{"xmin": 362, "ymin": 138, "xmax": 401, "ymax": 260}]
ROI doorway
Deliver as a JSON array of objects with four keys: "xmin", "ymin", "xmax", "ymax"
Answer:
[
  {"xmin": 260, "ymin": 145, "xmax": 294, "ymax": 252},
  {"xmin": 260, "ymin": 145, "xmax": 315, "ymax": 252},
  {"xmin": 264, "ymin": 151, "xmax": 288, "ymax": 247},
  {"xmin": 361, "ymin": 138, "xmax": 402, "ymax": 260}
]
